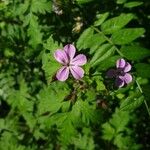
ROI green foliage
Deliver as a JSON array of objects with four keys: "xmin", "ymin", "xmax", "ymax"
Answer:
[
  {"xmin": 0, "ymin": 0, "xmax": 150, "ymax": 149},
  {"xmin": 94, "ymin": 12, "xmax": 109, "ymax": 27},
  {"xmin": 76, "ymin": 0, "xmax": 94, "ymax": 4},
  {"xmin": 27, "ymin": 14, "xmax": 43, "ymax": 48},
  {"xmin": 121, "ymin": 45, "xmax": 150, "ymax": 60},
  {"xmin": 120, "ymin": 91, "xmax": 144, "ymax": 111},
  {"xmin": 102, "ymin": 109, "xmax": 130, "ymax": 137},
  {"xmin": 101, "ymin": 13, "xmax": 134, "ymax": 34},
  {"xmin": 37, "ymin": 82, "xmax": 70, "ymax": 115},
  {"xmin": 135, "ymin": 63, "xmax": 150, "ymax": 78},
  {"xmin": 76, "ymin": 27, "xmax": 94, "ymax": 50},
  {"xmin": 102, "ymin": 109, "xmax": 141, "ymax": 149},
  {"xmin": 0, "ymin": 132, "xmax": 26, "ymax": 150},
  {"xmin": 96, "ymin": 55, "xmax": 121, "ymax": 71},
  {"xmin": 111, "ymin": 28, "xmax": 145, "ymax": 45},
  {"xmin": 124, "ymin": 1, "xmax": 143, "ymax": 8},
  {"xmin": 72, "ymin": 128, "xmax": 95, "ymax": 150},
  {"xmin": 31, "ymin": 0, "xmax": 52, "ymax": 14},
  {"xmin": 90, "ymin": 44, "xmax": 115, "ymax": 66},
  {"xmin": 42, "ymin": 36, "xmax": 62, "ymax": 82},
  {"xmin": 116, "ymin": 0, "xmax": 127, "ymax": 4}
]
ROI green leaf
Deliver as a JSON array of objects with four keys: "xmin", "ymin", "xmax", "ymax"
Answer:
[
  {"xmin": 61, "ymin": 101, "xmax": 71, "ymax": 112},
  {"xmin": 42, "ymin": 52, "xmax": 60, "ymax": 82},
  {"xmin": 15, "ymin": 1, "xmax": 30, "ymax": 15},
  {"xmin": 111, "ymin": 28, "xmax": 145, "ymax": 45},
  {"xmin": 120, "ymin": 92, "xmax": 144, "ymax": 111},
  {"xmin": 44, "ymin": 36, "xmax": 63, "ymax": 53},
  {"xmin": 73, "ymin": 128, "xmax": 95, "ymax": 150},
  {"xmin": 58, "ymin": 119, "xmax": 77, "ymax": 145},
  {"xmin": 76, "ymin": 0, "xmax": 94, "ymax": 4},
  {"xmin": 37, "ymin": 82, "xmax": 70, "ymax": 115},
  {"xmin": 135, "ymin": 63, "xmax": 150, "ymax": 78},
  {"xmin": 90, "ymin": 45, "xmax": 115, "ymax": 67},
  {"xmin": 121, "ymin": 45, "xmax": 150, "ymax": 60},
  {"xmin": 89, "ymin": 34, "xmax": 106, "ymax": 54},
  {"xmin": 27, "ymin": 14, "xmax": 43, "ymax": 48},
  {"xmin": 31, "ymin": 0, "xmax": 52, "ymax": 14},
  {"xmin": 4, "ymin": 48, "xmax": 15, "ymax": 58},
  {"xmin": 0, "ymin": 131, "xmax": 27, "ymax": 150},
  {"xmin": 102, "ymin": 123, "xmax": 115, "ymax": 140},
  {"xmin": 76, "ymin": 27, "xmax": 94, "ymax": 50},
  {"xmin": 102, "ymin": 109, "xmax": 130, "ymax": 141},
  {"xmin": 110, "ymin": 110, "xmax": 130, "ymax": 133},
  {"xmin": 71, "ymin": 100, "xmax": 97, "ymax": 125},
  {"xmin": 42, "ymin": 36, "xmax": 62, "ymax": 82},
  {"xmin": 90, "ymin": 43, "xmax": 111, "ymax": 64},
  {"xmin": 0, "ymin": 119, "xmax": 5, "ymax": 132},
  {"xmin": 113, "ymin": 134, "xmax": 141, "ymax": 150},
  {"xmin": 23, "ymin": 112, "xmax": 36, "ymax": 130},
  {"xmin": 116, "ymin": 0, "xmax": 127, "ymax": 4},
  {"xmin": 124, "ymin": 1, "xmax": 143, "ymax": 8},
  {"xmin": 94, "ymin": 12, "xmax": 109, "ymax": 26},
  {"xmin": 84, "ymin": 88, "xmax": 97, "ymax": 102},
  {"xmin": 7, "ymin": 77, "xmax": 34, "ymax": 113},
  {"xmin": 94, "ymin": 77, "xmax": 106, "ymax": 91},
  {"xmin": 97, "ymin": 55, "xmax": 121, "ymax": 71},
  {"xmin": 101, "ymin": 14, "xmax": 134, "ymax": 34},
  {"xmin": 0, "ymin": 72, "xmax": 15, "ymax": 100}
]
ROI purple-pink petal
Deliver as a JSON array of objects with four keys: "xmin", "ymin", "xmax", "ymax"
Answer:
[
  {"xmin": 64, "ymin": 44, "xmax": 76, "ymax": 60},
  {"xmin": 115, "ymin": 77, "xmax": 125, "ymax": 88},
  {"xmin": 56, "ymin": 66, "xmax": 69, "ymax": 81},
  {"xmin": 71, "ymin": 54, "xmax": 87, "ymax": 66},
  {"xmin": 116, "ymin": 58, "xmax": 126, "ymax": 69},
  {"xmin": 54, "ymin": 49, "xmax": 68, "ymax": 65},
  {"xmin": 70, "ymin": 66, "xmax": 84, "ymax": 79},
  {"xmin": 123, "ymin": 73, "xmax": 132, "ymax": 84},
  {"xmin": 124, "ymin": 62, "xmax": 131, "ymax": 72},
  {"xmin": 107, "ymin": 69, "xmax": 116, "ymax": 78}
]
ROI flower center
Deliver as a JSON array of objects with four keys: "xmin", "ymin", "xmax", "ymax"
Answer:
[{"xmin": 116, "ymin": 68, "xmax": 125, "ymax": 76}]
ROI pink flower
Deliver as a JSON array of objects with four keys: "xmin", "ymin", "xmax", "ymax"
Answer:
[
  {"xmin": 54, "ymin": 44, "xmax": 87, "ymax": 81},
  {"xmin": 107, "ymin": 58, "xmax": 132, "ymax": 88}
]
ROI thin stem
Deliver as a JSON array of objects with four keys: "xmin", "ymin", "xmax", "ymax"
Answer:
[
  {"xmin": 144, "ymin": 100, "xmax": 150, "ymax": 117},
  {"xmin": 91, "ymin": 26, "xmax": 124, "ymax": 57},
  {"xmin": 136, "ymin": 80, "xmax": 150, "ymax": 117}
]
